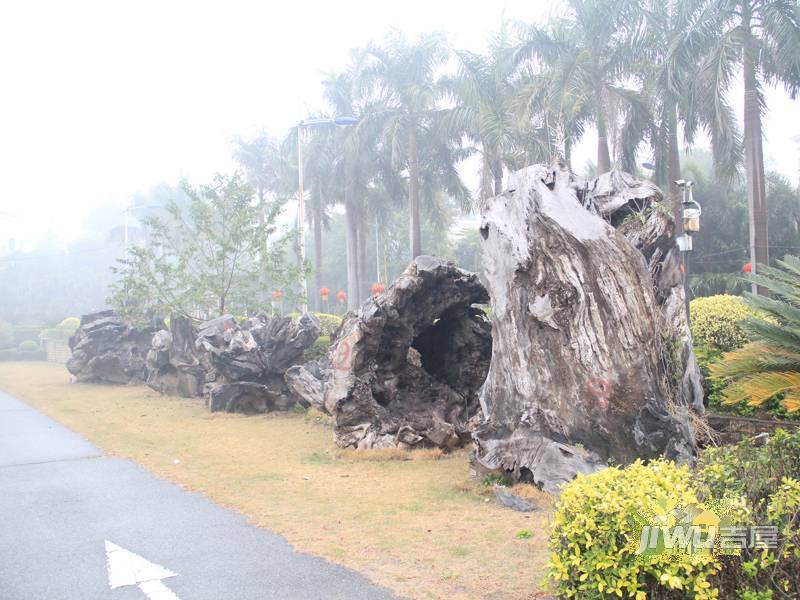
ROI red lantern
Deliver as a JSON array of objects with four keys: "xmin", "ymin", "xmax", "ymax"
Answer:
[
  {"xmin": 336, "ymin": 290, "xmax": 347, "ymax": 304},
  {"xmin": 319, "ymin": 287, "xmax": 330, "ymax": 301},
  {"xmin": 371, "ymin": 282, "xmax": 385, "ymax": 295},
  {"xmin": 742, "ymin": 262, "xmax": 753, "ymax": 273},
  {"xmin": 272, "ymin": 290, "xmax": 283, "ymax": 301}
]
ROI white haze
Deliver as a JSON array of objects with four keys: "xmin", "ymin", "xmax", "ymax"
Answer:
[{"xmin": 0, "ymin": 0, "xmax": 798, "ymax": 251}]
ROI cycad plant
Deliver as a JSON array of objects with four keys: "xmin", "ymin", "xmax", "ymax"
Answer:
[{"xmin": 711, "ymin": 255, "xmax": 800, "ymax": 412}]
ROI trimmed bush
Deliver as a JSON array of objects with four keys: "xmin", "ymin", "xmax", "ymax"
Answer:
[
  {"xmin": 304, "ymin": 335, "xmax": 331, "ymax": 362},
  {"xmin": 0, "ymin": 349, "xmax": 46, "ymax": 362},
  {"xmin": 12, "ymin": 326, "xmax": 40, "ymax": 346},
  {"xmin": 288, "ymin": 312, "xmax": 342, "ymax": 337},
  {"xmin": 18, "ymin": 340, "xmax": 39, "ymax": 352},
  {"xmin": 57, "ymin": 317, "xmax": 80, "ymax": 330},
  {"xmin": 690, "ymin": 295, "xmax": 765, "ymax": 352},
  {"xmin": 548, "ymin": 460, "xmax": 719, "ymax": 599}
]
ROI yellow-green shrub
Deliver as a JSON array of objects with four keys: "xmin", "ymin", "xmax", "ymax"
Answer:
[
  {"xmin": 57, "ymin": 317, "xmax": 80, "ymax": 331},
  {"xmin": 690, "ymin": 295, "xmax": 765, "ymax": 352},
  {"xmin": 288, "ymin": 312, "xmax": 342, "ymax": 337},
  {"xmin": 548, "ymin": 460, "xmax": 720, "ymax": 599}
]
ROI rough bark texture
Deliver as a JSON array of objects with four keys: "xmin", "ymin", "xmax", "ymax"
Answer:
[
  {"xmin": 66, "ymin": 310, "xmax": 161, "ymax": 384},
  {"xmin": 198, "ymin": 312, "xmax": 321, "ymax": 414},
  {"xmin": 472, "ymin": 164, "xmax": 698, "ymax": 493},
  {"xmin": 324, "ymin": 256, "xmax": 492, "ymax": 450},
  {"xmin": 145, "ymin": 315, "xmax": 206, "ymax": 397}
]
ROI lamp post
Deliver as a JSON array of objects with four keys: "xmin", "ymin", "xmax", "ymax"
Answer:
[
  {"xmin": 295, "ymin": 115, "xmax": 358, "ymax": 313},
  {"xmin": 675, "ymin": 180, "xmax": 701, "ymax": 324}
]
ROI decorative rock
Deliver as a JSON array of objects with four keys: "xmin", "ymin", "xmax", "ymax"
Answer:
[
  {"xmin": 199, "ymin": 312, "xmax": 321, "ymax": 413},
  {"xmin": 145, "ymin": 315, "xmax": 206, "ymax": 397},
  {"xmin": 66, "ymin": 310, "xmax": 161, "ymax": 384},
  {"xmin": 324, "ymin": 256, "xmax": 492, "ymax": 450},
  {"xmin": 473, "ymin": 164, "xmax": 697, "ymax": 493}
]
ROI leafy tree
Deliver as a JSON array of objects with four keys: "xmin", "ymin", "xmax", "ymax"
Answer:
[{"xmin": 110, "ymin": 174, "xmax": 297, "ymax": 319}]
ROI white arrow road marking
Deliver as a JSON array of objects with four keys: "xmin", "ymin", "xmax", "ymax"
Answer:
[{"xmin": 105, "ymin": 540, "xmax": 181, "ymax": 600}]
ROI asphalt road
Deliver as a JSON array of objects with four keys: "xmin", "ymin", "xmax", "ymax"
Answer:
[{"xmin": 0, "ymin": 389, "xmax": 397, "ymax": 600}]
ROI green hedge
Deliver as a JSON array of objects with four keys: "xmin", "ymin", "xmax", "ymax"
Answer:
[
  {"xmin": 0, "ymin": 349, "xmax": 46, "ymax": 362},
  {"xmin": 304, "ymin": 335, "xmax": 331, "ymax": 362}
]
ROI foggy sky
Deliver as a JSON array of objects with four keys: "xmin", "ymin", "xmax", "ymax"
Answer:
[{"xmin": 1, "ymin": 0, "xmax": 798, "ymax": 249}]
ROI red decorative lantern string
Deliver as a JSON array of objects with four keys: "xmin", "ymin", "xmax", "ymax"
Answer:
[
  {"xmin": 336, "ymin": 290, "xmax": 347, "ymax": 304},
  {"xmin": 319, "ymin": 287, "xmax": 330, "ymax": 302},
  {"xmin": 272, "ymin": 290, "xmax": 283, "ymax": 301},
  {"xmin": 742, "ymin": 262, "xmax": 753, "ymax": 273},
  {"xmin": 371, "ymin": 282, "xmax": 385, "ymax": 295}
]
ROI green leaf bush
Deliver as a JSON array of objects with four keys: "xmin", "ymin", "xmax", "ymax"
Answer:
[
  {"xmin": 304, "ymin": 335, "xmax": 331, "ymax": 362},
  {"xmin": 548, "ymin": 431, "xmax": 800, "ymax": 599},
  {"xmin": 547, "ymin": 460, "xmax": 719, "ymax": 599},
  {"xmin": 17, "ymin": 340, "xmax": 39, "ymax": 352},
  {"xmin": 690, "ymin": 295, "xmax": 765, "ymax": 352}
]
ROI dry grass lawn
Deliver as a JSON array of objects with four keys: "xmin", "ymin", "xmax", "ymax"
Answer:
[{"xmin": 0, "ymin": 362, "xmax": 553, "ymax": 600}]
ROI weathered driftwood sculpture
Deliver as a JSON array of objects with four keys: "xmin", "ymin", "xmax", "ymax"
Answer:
[
  {"xmin": 145, "ymin": 315, "xmax": 206, "ymax": 397},
  {"xmin": 325, "ymin": 256, "xmax": 492, "ymax": 450},
  {"xmin": 67, "ymin": 310, "xmax": 161, "ymax": 384},
  {"xmin": 472, "ymin": 164, "xmax": 697, "ymax": 493},
  {"xmin": 198, "ymin": 312, "xmax": 321, "ymax": 413}
]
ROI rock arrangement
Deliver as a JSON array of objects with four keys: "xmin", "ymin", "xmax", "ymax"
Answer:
[
  {"xmin": 145, "ymin": 315, "xmax": 206, "ymax": 398},
  {"xmin": 472, "ymin": 164, "xmax": 698, "ymax": 493},
  {"xmin": 67, "ymin": 310, "xmax": 162, "ymax": 384},
  {"xmin": 197, "ymin": 312, "xmax": 321, "ymax": 413},
  {"xmin": 323, "ymin": 256, "xmax": 492, "ymax": 450}
]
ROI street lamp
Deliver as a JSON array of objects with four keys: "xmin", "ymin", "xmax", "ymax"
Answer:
[{"xmin": 295, "ymin": 115, "xmax": 358, "ymax": 313}]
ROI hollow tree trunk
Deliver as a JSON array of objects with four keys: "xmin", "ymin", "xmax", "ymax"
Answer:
[
  {"xmin": 472, "ymin": 164, "xmax": 696, "ymax": 492},
  {"xmin": 408, "ymin": 126, "xmax": 422, "ymax": 259},
  {"xmin": 743, "ymin": 31, "xmax": 769, "ymax": 293}
]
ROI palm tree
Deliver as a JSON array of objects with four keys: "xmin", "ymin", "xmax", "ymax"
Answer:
[
  {"xmin": 439, "ymin": 24, "xmax": 532, "ymax": 199},
  {"xmin": 712, "ymin": 255, "xmax": 800, "ymax": 412},
  {"xmin": 625, "ymin": 0, "xmax": 743, "ymax": 232},
  {"xmin": 515, "ymin": 0, "xmax": 649, "ymax": 173},
  {"xmin": 357, "ymin": 32, "xmax": 450, "ymax": 258},
  {"xmin": 231, "ymin": 133, "xmax": 288, "ymax": 301},
  {"xmin": 687, "ymin": 0, "xmax": 800, "ymax": 285}
]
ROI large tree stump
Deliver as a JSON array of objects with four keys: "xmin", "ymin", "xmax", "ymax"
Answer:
[
  {"xmin": 324, "ymin": 256, "xmax": 492, "ymax": 450},
  {"xmin": 472, "ymin": 164, "xmax": 696, "ymax": 492},
  {"xmin": 66, "ymin": 310, "xmax": 161, "ymax": 384}
]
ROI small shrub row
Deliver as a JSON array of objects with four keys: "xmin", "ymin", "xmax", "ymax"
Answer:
[
  {"xmin": 690, "ymin": 295, "xmax": 765, "ymax": 352},
  {"xmin": 0, "ymin": 348, "xmax": 47, "ymax": 362}
]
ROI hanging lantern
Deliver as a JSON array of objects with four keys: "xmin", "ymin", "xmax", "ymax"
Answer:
[
  {"xmin": 336, "ymin": 290, "xmax": 347, "ymax": 304},
  {"xmin": 272, "ymin": 290, "xmax": 283, "ymax": 301},
  {"xmin": 319, "ymin": 287, "xmax": 330, "ymax": 302},
  {"xmin": 742, "ymin": 262, "xmax": 753, "ymax": 273},
  {"xmin": 371, "ymin": 282, "xmax": 385, "ymax": 295}
]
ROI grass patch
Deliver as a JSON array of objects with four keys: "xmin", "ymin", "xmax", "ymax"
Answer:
[{"xmin": 0, "ymin": 362, "xmax": 553, "ymax": 600}]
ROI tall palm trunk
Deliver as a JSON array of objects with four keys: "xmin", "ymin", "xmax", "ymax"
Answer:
[
  {"xmin": 743, "ymin": 30, "xmax": 769, "ymax": 293},
  {"xmin": 596, "ymin": 111, "xmax": 612, "ymax": 174},
  {"xmin": 666, "ymin": 105, "xmax": 684, "ymax": 238},
  {"xmin": 358, "ymin": 218, "xmax": 369, "ymax": 302},
  {"xmin": 344, "ymin": 189, "xmax": 360, "ymax": 312},
  {"xmin": 257, "ymin": 184, "xmax": 269, "ymax": 306},
  {"xmin": 408, "ymin": 126, "xmax": 422, "ymax": 258},
  {"xmin": 493, "ymin": 159, "xmax": 503, "ymax": 196},
  {"xmin": 313, "ymin": 194, "xmax": 323, "ymax": 312}
]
